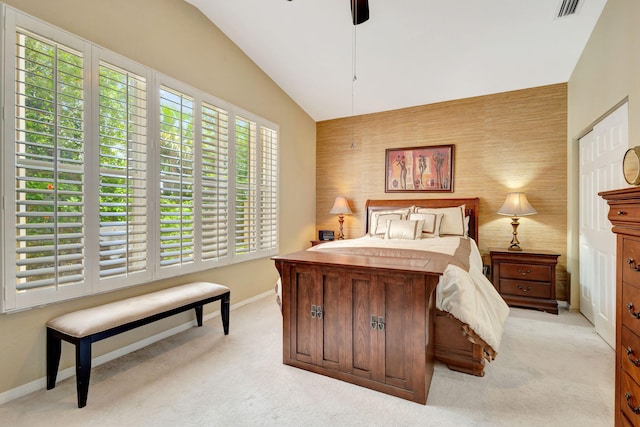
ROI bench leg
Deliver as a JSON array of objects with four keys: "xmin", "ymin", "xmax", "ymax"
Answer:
[
  {"xmin": 221, "ymin": 292, "xmax": 230, "ymax": 335},
  {"xmin": 46, "ymin": 328, "xmax": 61, "ymax": 390},
  {"xmin": 76, "ymin": 338, "xmax": 92, "ymax": 408},
  {"xmin": 195, "ymin": 305, "xmax": 204, "ymax": 327}
]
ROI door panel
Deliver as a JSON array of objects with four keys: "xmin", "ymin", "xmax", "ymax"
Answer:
[{"xmin": 579, "ymin": 102, "xmax": 628, "ymax": 348}]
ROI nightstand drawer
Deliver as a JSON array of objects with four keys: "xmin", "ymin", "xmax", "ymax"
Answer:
[
  {"xmin": 623, "ymin": 238, "xmax": 640, "ymax": 288},
  {"xmin": 622, "ymin": 326, "xmax": 640, "ymax": 385},
  {"xmin": 623, "ymin": 283, "xmax": 640, "ymax": 337},
  {"xmin": 499, "ymin": 263, "xmax": 551, "ymax": 282},
  {"xmin": 499, "ymin": 279, "xmax": 551, "ymax": 299}
]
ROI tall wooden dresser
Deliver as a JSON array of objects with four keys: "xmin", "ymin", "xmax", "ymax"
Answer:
[{"xmin": 601, "ymin": 187, "xmax": 640, "ymax": 426}]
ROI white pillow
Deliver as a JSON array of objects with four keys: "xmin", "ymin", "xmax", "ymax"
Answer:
[
  {"xmin": 384, "ymin": 219, "xmax": 424, "ymax": 240},
  {"xmin": 369, "ymin": 208, "xmax": 411, "ymax": 236},
  {"xmin": 415, "ymin": 205, "xmax": 466, "ymax": 236},
  {"xmin": 409, "ymin": 212, "xmax": 443, "ymax": 237}
]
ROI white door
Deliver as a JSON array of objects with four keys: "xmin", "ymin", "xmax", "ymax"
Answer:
[{"xmin": 579, "ymin": 102, "xmax": 628, "ymax": 348}]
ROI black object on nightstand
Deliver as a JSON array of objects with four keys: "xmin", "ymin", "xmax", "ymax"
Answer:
[{"xmin": 489, "ymin": 248, "xmax": 560, "ymax": 314}]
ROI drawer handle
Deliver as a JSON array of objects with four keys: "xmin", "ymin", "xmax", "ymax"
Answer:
[
  {"xmin": 627, "ymin": 302, "xmax": 640, "ymax": 319},
  {"xmin": 516, "ymin": 268, "xmax": 532, "ymax": 276},
  {"xmin": 619, "ymin": 211, "xmax": 628, "ymax": 216},
  {"xmin": 627, "ymin": 393, "xmax": 640, "ymax": 414},
  {"xmin": 517, "ymin": 285, "xmax": 532, "ymax": 293},
  {"xmin": 627, "ymin": 347, "xmax": 640, "ymax": 367},
  {"xmin": 628, "ymin": 259, "xmax": 640, "ymax": 272}
]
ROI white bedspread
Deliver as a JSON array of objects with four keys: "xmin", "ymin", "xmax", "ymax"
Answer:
[{"xmin": 309, "ymin": 236, "xmax": 510, "ymax": 354}]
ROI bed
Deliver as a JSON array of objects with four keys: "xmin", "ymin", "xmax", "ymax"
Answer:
[{"xmin": 273, "ymin": 198, "xmax": 509, "ymax": 404}]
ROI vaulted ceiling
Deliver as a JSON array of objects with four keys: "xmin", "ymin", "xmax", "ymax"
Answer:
[{"xmin": 186, "ymin": 0, "xmax": 607, "ymax": 121}]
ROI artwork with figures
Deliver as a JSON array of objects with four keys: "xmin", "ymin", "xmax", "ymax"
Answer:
[{"xmin": 385, "ymin": 145, "xmax": 454, "ymax": 192}]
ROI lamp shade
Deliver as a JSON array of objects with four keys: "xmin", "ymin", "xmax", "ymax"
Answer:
[
  {"xmin": 329, "ymin": 196, "xmax": 352, "ymax": 215},
  {"xmin": 497, "ymin": 192, "xmax": 537, "ymax": 217}
]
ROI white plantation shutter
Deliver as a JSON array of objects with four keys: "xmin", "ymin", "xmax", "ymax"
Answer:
[
  {"xmin": 13, "ymin": 30, "xmax": 86, "ymax": 293},
  {"xmin": 159, "ymin": 87, "xmax": 195, "ymax": 267},
  {"xmin": 98, "ymin": 62, "xmax": 148, "ymax": 279},
  {"xmin": 201, "ymin": 103, "xmax": 229, "ymax": 261},
  {"xmin": 2, "ymin": 7, "xmax": 278, "ymax": 312},
  {"xmin": 260, "ymin": 126, "xmax": 278, "ymax": 251},
  {"xmin": 234, "ymin": 116, "xmax": 257, "ymax": 256}
]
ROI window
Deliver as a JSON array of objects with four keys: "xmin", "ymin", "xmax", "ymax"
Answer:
[
  {"xmin": 1, "ymin": 6, "xmax": 279, "ymax": 312},
  {"xmin": 98, "ymin": 62, "xmax": 149, "ymax": 281},
  {"xmin": 10, "ymin": 26, "xmax": 88, "ymax": 308}
]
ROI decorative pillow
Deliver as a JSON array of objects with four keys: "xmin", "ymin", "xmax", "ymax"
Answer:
[
  {"xmin": 409, "ymin": 212, "xmax": 443, "ymax": 238},
  {"xmin": 369, "ymin": 208, "xmax": 411, "ymax": 237},
  {"xmin": 384, "ymin": 219, "xmax": 424, "ymax": 240},
  {"xmin": 414, "ymin": 205, "xmax": 466, "ymax": 236}
]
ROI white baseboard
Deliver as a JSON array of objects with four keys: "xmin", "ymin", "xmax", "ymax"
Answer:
[{"xmin": 0, "ymin": 290, "xmax": 272, "ymax": 406}]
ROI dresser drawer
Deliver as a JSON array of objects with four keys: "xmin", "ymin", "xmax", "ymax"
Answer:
[
  {"xmin": 622, "ymin": 326, "xmax": 640, "ymax": 386},
  {"xmin": 621, "ymin": 372, "xmax": 640, "ymax": 425},
  {"xmin": 611, "ymin": 204, "xmax": 640, "ymax": 225},
  {"xmin": 623, "ymin": 283, "xmax": 640, "ymax": 337},
  {"xmin": 499, "ymin": 263, "xmax": 551, "ymax": 282},
  {"xmin": 624, "ymin": 238, "xmax": 640, "ymax": 289},
  {"xmin": 499, "ymin": 279, "xmax": 551, "ymax": 299}
]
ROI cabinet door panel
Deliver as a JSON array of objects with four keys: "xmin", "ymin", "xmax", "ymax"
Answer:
[
  {"xmin": 292, "ymin": 269, "xmax": 317, "ymax": 363},
  {"xmin": 351, "ymin": 274, "xmax": 378, "ymax": 379},
  {"xmin": 321, "ymin": 271, "xmax": 343, "ymax": 369},
  {"xmin": 380, "ymin": 274, "xmax": 426, "ymax": 392}
]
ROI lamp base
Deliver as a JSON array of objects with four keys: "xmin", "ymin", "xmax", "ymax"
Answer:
[{"xmin": 507, "ymin": 217, "xmax": 522, "ymax": 251}]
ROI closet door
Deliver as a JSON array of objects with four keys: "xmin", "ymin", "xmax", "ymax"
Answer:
[{"xmin": 579, "ymin": 102, "xmax": 628, "ymax": 347}]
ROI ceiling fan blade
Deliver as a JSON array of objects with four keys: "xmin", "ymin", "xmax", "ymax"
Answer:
[{"xmin": 350, "ymin": 0, "xmax": 369, "ymax": 25}]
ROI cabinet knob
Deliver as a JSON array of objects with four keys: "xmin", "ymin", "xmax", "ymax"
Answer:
[
  {"xmin": 516, "ymin": 268, "xmax": 532, "ymax": 276},
  {"xmin": 619, "ymin": 211, "xmax": 628, "ymax": 216},
  {"xmin": 626, "ymin": 393, "xmax": 640, "ymax": 414},
  {"xmin": 627, "ymin": 347, "xmax": 640, "ymax": 367},
  {"xmin": 628, "ymin": 258, "xmax": 640, "ymax": 271},
  {"xmin": 627, "ymin": 302, "xmax": 640, "ymax": 319},
  {"xmin": 370, "ymin": 315, "xmax": 378, "ymax": 330}
]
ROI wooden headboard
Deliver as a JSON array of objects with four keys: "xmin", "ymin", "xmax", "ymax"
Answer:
[{"xmin": 364, "ymin": 198, "xmax": 480, "ymax": 243}]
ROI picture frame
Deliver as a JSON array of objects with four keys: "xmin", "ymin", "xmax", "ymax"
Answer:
[{"xmin": 385, "ymin": 144, "xmax": 454, "ymax": 192}]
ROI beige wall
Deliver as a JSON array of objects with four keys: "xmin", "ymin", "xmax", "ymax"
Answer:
[
  {"xmin": 0, "ymin": 0, "xmax": 316, "ymax": 396},
  {"xmin": 317, "ymin": 84, "xmax": 568, "ymax": 299},
  {"xmin": 567, "ymin": 0, "xmax": 639, "ymax": 307}
]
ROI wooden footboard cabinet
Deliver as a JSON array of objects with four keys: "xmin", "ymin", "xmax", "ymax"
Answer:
[
  {"xmin": 274, "ymin": 250, "xmax": 442, "ymax": 404},
  {"xmin": 601, "ymin": 187, "xmax": 640, "ymax": 426}
]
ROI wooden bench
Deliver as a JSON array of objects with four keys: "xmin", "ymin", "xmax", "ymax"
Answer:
[{"xmin": 46, "ymin": 282, "xmax": 230, "ymax": 408}]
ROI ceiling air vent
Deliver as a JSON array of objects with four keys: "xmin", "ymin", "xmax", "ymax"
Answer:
[{"xmin": 557, "ymin": 0, "xmax": 581, "ymax": 18}]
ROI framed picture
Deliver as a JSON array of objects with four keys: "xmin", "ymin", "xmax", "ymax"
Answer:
[{"xmin": 385, "ymin": 144, "xmax": 454, "ymax": 192}]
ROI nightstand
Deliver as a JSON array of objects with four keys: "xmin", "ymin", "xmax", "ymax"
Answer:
[{"xmin": 490, "ymin": 248, "xmax": 560, "ymax": 314}]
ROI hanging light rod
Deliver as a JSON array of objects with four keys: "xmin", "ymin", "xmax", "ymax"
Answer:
[{"xmin": 351, "ymin": 0, "xmax": 370, "ymax": 25}]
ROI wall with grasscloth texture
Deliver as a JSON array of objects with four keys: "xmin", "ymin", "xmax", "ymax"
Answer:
[{"xmin": 316, "ymin": 83, "xmax": 568, "ymax": 300}]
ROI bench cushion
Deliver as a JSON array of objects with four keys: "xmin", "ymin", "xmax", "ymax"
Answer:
[{"xmin": 47, "ymin": 282, "xmax": 230, "ymax": 338}]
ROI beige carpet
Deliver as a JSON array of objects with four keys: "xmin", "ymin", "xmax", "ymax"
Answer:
[{"xmin": 0, "ymin": 295, "xmax": 614, "ymax": 426}]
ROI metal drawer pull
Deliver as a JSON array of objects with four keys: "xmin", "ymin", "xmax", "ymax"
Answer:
[
  {"xmin": 627, "ymin": 347, "xmax": 640, "ymax": 367},
  {"xmin": 619, "ymin": 211, "xmax": 628, "ymax": 216},
  {"xmin": 311, "ymin": 305, "xmax": 317, "ymax": 318},
  {"xmin": 628, "ymin": 258, "xmax": 640, "ymax": 271},
  {"xmin": 627, "ymin": 393, "xmax": 640, "ymax": 414},
  {"xmin": 516, "ymin": 268, "xmax": 532, "ymax": 276},
  {"xmin": 371, "ymin": 315, "xmax": 378, "ymax": 330},
  {"xmin": 627, "ymin": 302, "xmax": 640, "ymax": 319},
  {"xmin": 517, "ymin": 285, "xmax": 532, "ymax": 293},
  {"xmin": 316, "ymin": 306, "xmax": 323, "ymax": 319},
  {"xmin": 378, "ymin": 316, "xmax": 385, "ymax": 331}
]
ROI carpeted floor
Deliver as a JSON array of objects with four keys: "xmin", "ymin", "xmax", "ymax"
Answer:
[{"xmin": 0, "ymin": 295, "xmax": 614, "ymax": 426}]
